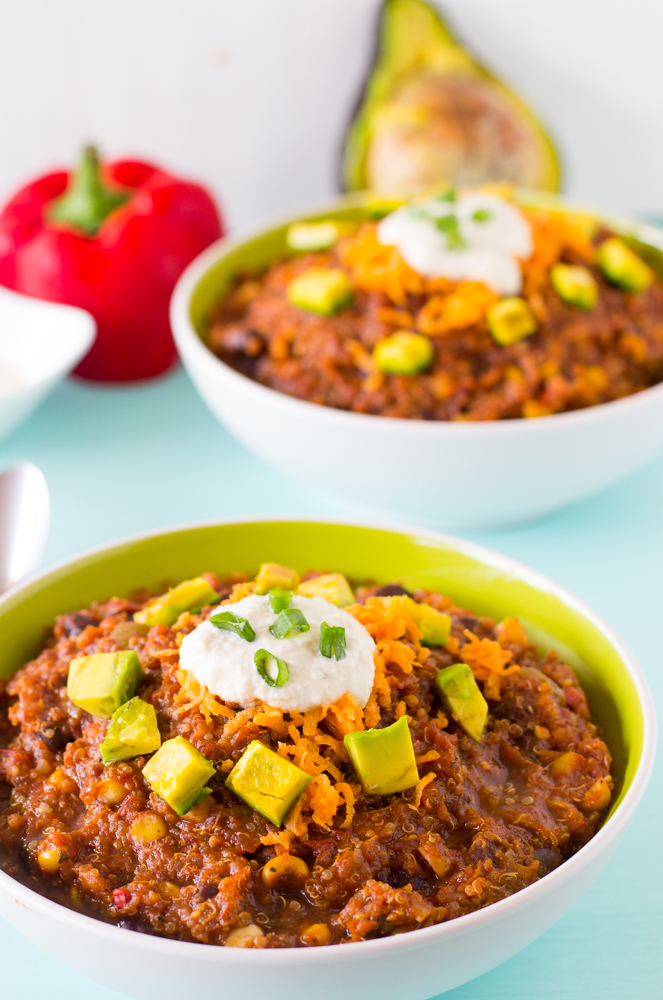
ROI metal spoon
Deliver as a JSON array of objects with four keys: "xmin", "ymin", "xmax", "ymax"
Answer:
[{"xmin": 0, "ymin": 462, "xmax": 50, "ymax": 592}]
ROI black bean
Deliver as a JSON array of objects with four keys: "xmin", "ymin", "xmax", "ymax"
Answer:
[
  {"xmin": 58, "ymin": 613, "xmax": 97, "ymax": 637},
  {"xmin": 199, "ymin": 883, "xmax": 218, "ymax": 900},
  {"xmin": 374, "ymin": 584, "xmax": 411, "ymax": 598}
]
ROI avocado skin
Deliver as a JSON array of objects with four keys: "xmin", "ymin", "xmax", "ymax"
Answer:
[{"xmin": 341, "ymin": 0, "xmax": 561, "ymax": 195}]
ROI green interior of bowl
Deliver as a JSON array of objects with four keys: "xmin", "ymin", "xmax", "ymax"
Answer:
[
  {"xmin": 0, "ymin": 521, "xmax": 644, "ymax": 820},
  {"xmin": 189, "ymin": 193, "xmax": 663, "ymax": 338}
]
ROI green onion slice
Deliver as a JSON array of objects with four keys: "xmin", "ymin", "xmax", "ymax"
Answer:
[
  {"xmin": 268, "ymin": 588, "xmax": 293, "ymax": 614},
  {"xmin": 254, "ymin": 649, "xmax": 290, "ymax": 687},
  {"xmin": 472, "ymin": 208, "xmax": 491, "ymax": 223},
  {"xmin": 209, "ymin": 610, "xmax": 256, "ymax": 642},
  {"xmin": 319, "ymin": 622, "xmax": 347, "ymax": 660},
  {"xmin": 269, "ymin": 608, "xmax": 310, "ymax": 639}
]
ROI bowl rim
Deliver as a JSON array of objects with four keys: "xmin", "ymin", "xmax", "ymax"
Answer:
[
  {"xmin": 171, "ymin": 194, "xmax": 663, "ymax": 436},
  {"xmin": 0, "ymin": 285, "xmax": 96, "ymax": 393},
  {"xmin": 0, "ymin": 516, "xmax": 656, "ymax": 962}
]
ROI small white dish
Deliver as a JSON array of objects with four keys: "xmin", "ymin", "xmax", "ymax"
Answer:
[
  {"xmin": 171, "ymin": 196, "xmax": 663, "ymax": 529},
  {"xmin": 0, "ymin": 285, "xmax": 96, "ymax": 440}
]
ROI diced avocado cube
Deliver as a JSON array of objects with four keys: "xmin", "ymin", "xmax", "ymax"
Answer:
[
  {"xmin": 296, "ymin": 573, "xmax": 355, "ymax": 607},
  {"xmin": 286, "ymin": 221, "xmax": 348, "ymax": 253},
  {"xmin": 287, "ymin": 268, "xmax": 353, "ymax": 316},
  {"xmin": 225, "ymin": 740, "xmax": 311, "ymax": 827},
  {"xmin": 487, "ymin": 297, "xmax": 537, "ymax": 346},
  {"xmin": 67, "ymin": 651, "xmax": 143, "ymax": 719},
  {"xmin": 134, "ymin": 577, "xmax": 219, "ymax": 628},
  {"xmin": 401, "ymin": 597, "xmax": 451, "ymax": 646},
  {"xmin": 550, "ymin": 263, "xmax": 597, "ymax": 311},
  {"xmin": 344, "ymin": 716, "xmax": 419, "ymax": 795},
  {"xmin": 597, "ymin": 237, "xmax": 653, "ymax": 292},
  {"xmin": 142, "ymin": 735, "xmax": 215, "ymax": 816},
  {"xmin": 100, "ymin": 696, "xmax": 161, "ymax": 764},
  {"xmin": 435, "ymin": 663, "xmax": 487, "ymax": 743},
  {"xmin": 373, "ymin": 331, "xmax": 434, "ymax": 376},
  {"xmin": 254, "ymin": 563, "xmax": 300, "ymax": 596}
]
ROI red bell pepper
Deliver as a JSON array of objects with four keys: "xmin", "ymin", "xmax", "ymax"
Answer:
[{"xmin": 0, "ymin": 147, "xmax": 223, "ymax": 381}]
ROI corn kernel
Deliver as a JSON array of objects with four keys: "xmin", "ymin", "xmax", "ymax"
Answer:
[
  {"xmin": 98, "ymin": 779, "xmax": 128, "ymax": 805},
  {"xmin": 131, "ymin": 811, "xmax": 167, "ymax": 842},
  {"xmin": 261, "ymin": 853, "xmax": 310, "ymax": 889},
  {"xmin": 37, "ymin": 846, "xmax": 63, "ymax": 872}
]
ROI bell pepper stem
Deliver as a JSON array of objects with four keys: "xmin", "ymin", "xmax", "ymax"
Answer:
[{"xmin": 49, "ymin": 145, "xmax": 128, "ymax": 236}]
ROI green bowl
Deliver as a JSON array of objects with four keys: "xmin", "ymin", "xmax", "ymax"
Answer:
[
  {"xmin": 0, "ymin": 518, "xmax": 652, "ymax": 816},
  {"xmin": 0, "ymin": 519, "xmax": 655, "ymax": 1000}
]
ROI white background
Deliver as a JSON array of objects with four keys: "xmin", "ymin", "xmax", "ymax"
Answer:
[{"xmin": 0, "ymin": 0, "xmax": 661, "ymax": 232}]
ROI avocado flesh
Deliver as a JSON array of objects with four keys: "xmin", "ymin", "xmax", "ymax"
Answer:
[
  {"xmin": 67, "ymin": 651, "xmax": 143, "ymax": 719},
  {"xmin": 134, "ymin": 577, "xmax": 219, "ymax": 628},
  {"xmin": 342, "ymin": 0, "xmax": 560, "ymax": 195},
  {"xmin": 296, "ymin": 573, "xmax": 355, "ymax": 607},
  {"xmin": 100, "ymin": 696, "xmax": 161, "ymax": 764},
  {"xmin": 142, "ymin": 735, "xmax": 215, "ymax": 816},
  {"xmin": 225, "ymin": 740, "xmax": 312, "ymax": 827},
  {"xmin": 344, "ymin": 716, "xmax": 420, "ymax": 795},
  {"xmin": 435, "ymin": 662, "xmax": 487, "ymax": 742}
]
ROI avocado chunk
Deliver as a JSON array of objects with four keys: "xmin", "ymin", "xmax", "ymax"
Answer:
[
  {"xmin": 287, "ymin": 268, "xmax": 353, "ymax": 316},
  {"xmin": 134, "ymin": 577, "xmax": 219, "ymax": 628},
  {"xmin": 435, "ymin": 662, "xmax": 487, "ymax": 742},
  {"xmin": 487, "ymin": 297, "xmax": 537, "ymax": 346},
  {"xmin": 597, "ymin": 237, "xmax": 653, "ymax": 293},
  {"xmin": 550, "ymin": 263, "xmax": 597, "ymax": 310},
  {"xmin": 344, "ymin": 716, "xmax": 419, "ymax": 795},
  {"xmin": 67, "ymin": 651, "xmax": 142, "ymax": 719},
  {"xmin": 225, "ymin": 740, "xmax": 312, "ymax": 827},
  {"xmin": 296, "ymin": 573, "xmax": 355, "ymax": 607},
  {"xmin": 342, "ymin": 0, "xmax": 560, "ymax": 195},
  {"xmin": 286, "ymin": 220, "xmax": 351, "ymax": 253},
  {"xmin": 100, "ymin": 696, "xmax": 161, "ymax": 764},
  {"xmin": 373, "ymin": 331, "xmax": 434, "ymax": 375},
  {"xmin": 142, "ymin": 735, "xmax": 215, "ymax": 816},
  {"xmin": 254, "ymin": 563, "xmax": 300, "ymax": 595},
  {"xmin": 400, "ymin": 596, "xmax": 451, "ymax": 646}
]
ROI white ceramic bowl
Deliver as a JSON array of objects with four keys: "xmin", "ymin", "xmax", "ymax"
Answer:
[
  {"xmin": 0, "ymin": 285, "xmax": 95, "ymax": 440},
  {"xmin": 171, "ymin": 197, "xmax": 663, "ymax": 529},
  {"xmin": 0, "ymin": 519, "xmax": 655, "ymax": 1000}
]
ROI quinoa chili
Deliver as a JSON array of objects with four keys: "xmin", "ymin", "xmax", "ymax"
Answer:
[
  {"xmin": 206, "ymin": 196, "xmax": 663, "ymax": 421},
  {"xmin": 0, "ymin": 568, "xmax": 613, "ymax": 947}
]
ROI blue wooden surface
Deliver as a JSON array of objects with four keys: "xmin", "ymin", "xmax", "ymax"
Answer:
[{"xmin": 0, "ymin": 367, "xmax": 660, "ymax": 999}]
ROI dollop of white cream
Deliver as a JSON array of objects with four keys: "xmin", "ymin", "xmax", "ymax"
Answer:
[
  {"xmin": 179, "ymin": 594, "xmax": 376, "ymax": 712},
  {"xmin": 377, "ymin": 191, "xmax": 533, "ymax": 295}
]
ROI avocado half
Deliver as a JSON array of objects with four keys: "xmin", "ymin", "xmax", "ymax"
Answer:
[{"xmin": 342, "ymin": 0, "xmax": 561, "ymax": 195}]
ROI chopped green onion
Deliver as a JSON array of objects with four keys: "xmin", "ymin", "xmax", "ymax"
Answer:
[
  {"xmin": 254, "ymin": 649, "xmax": 290, "ymax": 687},
  {"xmin": 269, "ymin": 608, "xmax": 310, "ymax": 639},
  {"xmin": 209, "ymin": 610, "xmax": 256, "ymax": 642},
  {"xmin": 268, "ymin": 588, "xmax": 293, "ymax": 614},
  {"xmin": 319, "ymin": 622, "xmax": 347, "ymax": 660},
  {"xmin": 434, "ymin": 214, "xmax": 466, "ymax": 250},
  {"xmin": 472, "ymin": 209, "xmax": 491, "ymax": 223},
  {"xmin": 436, "ymin": 188, "xmax": 457, "ymax": 202}
]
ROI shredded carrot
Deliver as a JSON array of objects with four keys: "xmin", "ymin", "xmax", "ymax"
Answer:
[
  {"xmin": 170, "ymin": 588, "xmax": 520, "ymax": 835},
  {"xmin": 337, "ymin": 203, "xmax": 597, "ymax": 333},
  {"xmin": 417, "ymin": 283, "xmax": 498, "ymax": 336},
  {"xmin": 223, "ymin": 581, "xmax": 256, "ymax": 604},
  {"xmin": 412, "ymin": 772, "xmax": 436, "ymax": 808},
  {"xmin": 459, "ymin": 630, "xmax": 519, "ymax": 700},
  {"xmin": 259, "ymin": 829, "xmax": 294, "ymax": 853},
  {"xmin": 495, "ymin": 616, "xmax": 530, "ymax": 649}
]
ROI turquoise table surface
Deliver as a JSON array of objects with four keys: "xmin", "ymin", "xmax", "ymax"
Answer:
[{"xmin": 0, "ymin": 367, "xmax": 660, "ymax": 999}]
